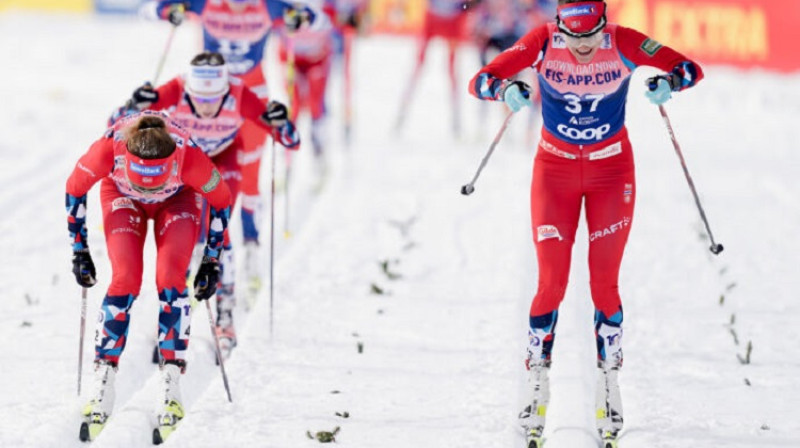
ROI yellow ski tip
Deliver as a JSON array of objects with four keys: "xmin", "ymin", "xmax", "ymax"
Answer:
[{"xmin": 283, "ymin": 231, "xmax": 292, "ymax": 239}]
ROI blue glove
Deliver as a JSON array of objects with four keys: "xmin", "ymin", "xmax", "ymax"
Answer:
[
  {"xmin": 502, "ymin": 81, "xmax": 533, "ymax": 112},
  {"xmin": 645, "ymin": 76, "xmax": 672, "ymax": 105}
]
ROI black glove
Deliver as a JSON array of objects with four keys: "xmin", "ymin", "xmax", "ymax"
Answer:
[
  {"xmin": 166, "ymin": 4, "xmax": 186, "ymax": 26},
  {"xmin": 262, "ymin": 101, "xmax": 289, "ymax": 128},
  {"xmin": 72, "ymin": 250, "xmax": 97, "ymax": 288},
  {"xmin": 132, "ymin": 83, "xmax": 159, "ymax": 109},
  {"xmin": 283, "ymin": 6, "xmax": 309, "ymax": 32},
  {"xmin": 193, "ymin": 256, "xmax": 220, "ymax": 301},
  {"xmin": 646, "ymin": 73, "xmax": 680, "ymax": 92}
]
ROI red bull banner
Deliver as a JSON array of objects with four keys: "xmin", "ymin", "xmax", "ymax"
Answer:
[{"xmin": 369, "ymin": 0, "xmax": 800, "ymax": 72}]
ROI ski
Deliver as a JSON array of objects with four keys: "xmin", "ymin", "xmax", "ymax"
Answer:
[
  {"xmin": 525, "ymin": 428, "xmax": 545, "ymax": 448},
  {"xmin": 600, "ymin": 430, "xmax": 619, "ymax": 448},
  {"xmin": 152, "ymin": 400, "xmax": 184, "ymax": 445},
  {"xmin": 78, "ymin": 413, "xmax": 108, "ymax": 442}
]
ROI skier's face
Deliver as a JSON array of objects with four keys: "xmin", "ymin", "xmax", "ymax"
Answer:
[
  {"xmin": 190, "ymin": 95, "xmax": 224, "ymax": 118},
  {"xmin": 565, "ymin": 30, "xmax": 604, "ymax": 63}
]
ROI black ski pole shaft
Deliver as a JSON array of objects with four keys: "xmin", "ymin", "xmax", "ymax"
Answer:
[
  {"xmin": 77, "ymin": 287, "xmax": 87, "ymax": 396},
  {"xmin": 204, "ymin": 300, "xmax": 233, "ymax": 402},
  {"xmin": 461, "ymin": 110, "xmax": 514, "ymax": 195},
  {"xmin": 658, "ymin": 105, "xmax": 723, "ymax": 255},
  {"xmin": 269, "ymin": 140, "xmax": 276, "ymax": 337}
]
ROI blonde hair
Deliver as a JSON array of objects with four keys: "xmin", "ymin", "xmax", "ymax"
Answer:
[{"xmin": 125, "ymin": 116, "xmax": 176, "ymax": 160}]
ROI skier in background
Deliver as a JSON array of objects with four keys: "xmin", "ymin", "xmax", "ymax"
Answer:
[
  {"xmin": 332, "ymin": 0, "xmax": 369, "ymax": 144},
  {"xmin": 117, "ymin": 51, "xmax": 300, "ymax": 358},
  {"xmin": 66, "ymin": 112, "xmax": 231, "ymax": 441},
  {"xmin": 471, "ymin": 0, "xmax": 555, "ymax": 142},
  {"xmin": 468, "ymin": 1, "xmax": 704, "ymax": 446},
  {"xmin": 277, "ymin": 0, "xmax": 336, "ymax": 177},
  {"xmin": 142, "ymin": 0, "xmax": 326, "ymax": 302},
  {"xmin": 395, "ymin": 0, "xmax": 471, "ymax": 137}
]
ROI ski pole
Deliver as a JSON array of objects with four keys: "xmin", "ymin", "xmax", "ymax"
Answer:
[
  {"xmin": 77, "ymin": 287, "xmax": 87, "ymax": 396},
  {"xmin": 269, "ymin": 140, "xmax": 277, "ymax": 337},
  {"xmin": 461, "ymin": 110, "xmax": 514, "ymax": 195},
  {"xmin": 204, "ymin": 300, "xmax": 233, "ymax": 402},
  {"xmin": 152, "ymin": 22, "xmax": 179, "ymax": 86},
  {"xmin": 657, "ymin": 104, "xmax": 723, "ymax": 255},
  {"xmin": 123, "ymin": 23, "xmax": 178, "ymax": 111},
  {"xmin": 283, "ymin": 36, "xmax": 296, "ymax": 239}
]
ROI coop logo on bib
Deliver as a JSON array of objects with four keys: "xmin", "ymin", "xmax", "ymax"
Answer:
[
  {"xmin": 557, "ymin": 123, "xmax": 611, "ymax": 141},
  {"xmin": 537, "ymin": 225, "xmax": 563, "ymax": 242}
]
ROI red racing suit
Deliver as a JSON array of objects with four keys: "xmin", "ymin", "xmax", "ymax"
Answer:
[
  {"xmin": 66, "ymin": 111, "xmax": 232, "ymax": 366},
  {"xmin": 469, "ymin": 23, "xmax": 703, "ymax": 364},
  {"xmin": 144, "ymin": 75, "xmax": 299, "ymax": 242}
]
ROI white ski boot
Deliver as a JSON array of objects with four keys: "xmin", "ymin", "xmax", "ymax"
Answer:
[
  {"xmin": 79, "ymin": 360, "xmax": 116, "ymax": 441},
  {"xmin": 596, "ymin": 319, "xmax": 624, "ymax": 447},
  {"xmin": 596, "ymin": 363, "xmax": 623, "ymax": 448},
  {"xmin": 153, "ymin": 362, "xmax": 185, "ymax": 445},
  {"xmin": 519, "ymin": 361, "xmax": 550, "ymax": 448}
]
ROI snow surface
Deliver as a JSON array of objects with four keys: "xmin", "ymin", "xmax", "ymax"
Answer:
[{"xmin": 1, "ymin": 11, "xmax": 800, "ymax": 448}]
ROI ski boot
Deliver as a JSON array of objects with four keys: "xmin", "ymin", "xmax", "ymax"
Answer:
[
  {"xmin": 243, "ymin": 241, "xmax": 262, "ymax": 311},
  {"xmin": 79, "ymin": 360, "xmax": 116, "ymax": 442},
  {"xmin": 214, "ymin": 287, "xmax": 237, "ymax": 363},
  {"xmin": 153, "ymin": 361, "xmax": 185, "ymax": 445},
  {"xmin": 519, "ymin": 360, "xmax": 550, "ymax": 448},
  {"xmin": 596, "ymin": 362, "xmax": 623, "ymax": 448}
]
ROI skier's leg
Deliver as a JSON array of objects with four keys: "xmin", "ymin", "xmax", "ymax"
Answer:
[
  {"xmin": 84, "ymin": 183, "xmax": 148, "ymax": 421},
  {"xmin": 213, "ymin": 149, "xmax": 242, "ymax": 353},
  {"xmin": 152, "ymin": 188, "xmax": 202, "ymax": 367},
  {"xmin": 239, "ymin": 66, "xmax": 270, "ymax": 247},
  {"xmin": 396, "ymin": 33, "xmax": 430, "ymax": 130},
  {"xmin": 520, "ymin": 146, "xmax": 582, "ymax": 435},
  {"xmin": 447, "ymin": 38, "xmax": 460, "ymax": 137},
  {"xmin": 584, "ymin": 137, "xmax": 635, "ymax": 439}
]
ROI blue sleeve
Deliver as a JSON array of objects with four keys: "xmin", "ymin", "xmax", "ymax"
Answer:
[
  {"xmin": 204, "ymin": 206, "xmax": 230, "ymax": 259},
  {"xmin": 66, "ymin": 193, "xmax": 89, "ymax": 252}
]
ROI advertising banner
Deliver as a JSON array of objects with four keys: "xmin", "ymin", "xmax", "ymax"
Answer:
[
  {"xmin": 369, "ymin": 0, "xmax": 800, "ymax": 72},
  {"xmin": 94, "ymin": 0, "xmax": 146, "ymax": 14}
]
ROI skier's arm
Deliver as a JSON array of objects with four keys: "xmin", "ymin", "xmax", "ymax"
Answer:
[
  {"xmin": 468, "ymin": 25, "xmax": 549, "ymax": 101},
  {"xmin": 240, "ymin": 87, "xmax": 301, "ymax": 150},
  {"xmin": 616, "ymin": 26, "xmax": 704, "ymax": 92},
  {"xmin": 180, "ymin": 145, "xmax": 232, "ymax": 258},
  {"xmin": 65, "ymin": 135, "xmax": 115, "ymax": 252}
]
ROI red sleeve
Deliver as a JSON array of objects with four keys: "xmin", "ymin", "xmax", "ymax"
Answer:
[
  {"xmin": 148, "ymin": 78, "xmax": 184, "ymax": 110},
  {"xmin": 65, "ymin": 135, "xmax": 115, "ymax": 197},
  {"xmin": 180, "ymin": 145, "xmax": 232, "ymax": 210},
  {"xmin": 616, "ymin": 26, "xmax": 704, "ymax": 84},
  {"xmin": 468, "ymin": 24, "xmax": 550, "ymax": 98},
  {"xmin": 240, "ymin": 87, "xmax": 270, "ymax": 130}
]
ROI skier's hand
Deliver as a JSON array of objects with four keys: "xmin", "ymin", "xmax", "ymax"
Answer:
[
  {"xmin": 645, "ymin": 75, "xmax": 674, "ymax": 105},
  {"xmin": 193, "ymin": 256, "xmax": 220, "ymax": 301},
  {"xmin": 262, "ymin": 101, "xmax": 289, "ymax": 128},
  {"xmin": 283, "ymin": 5, "xmax": 310, "ymax": 32},
  {"xmin": 502, "ymin": 81, "xmax": 533, "ymax": 113},
  {"xmin": 132, "ymin": 83, "xmax": 159, "ymax": 110},
  {"xmin": 72, "ymin": 249, "xmax": 97, "ymax": 288},
  {"xmin": 165, "ymin": 4, "xmax": 186, "ymax": 26}
]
